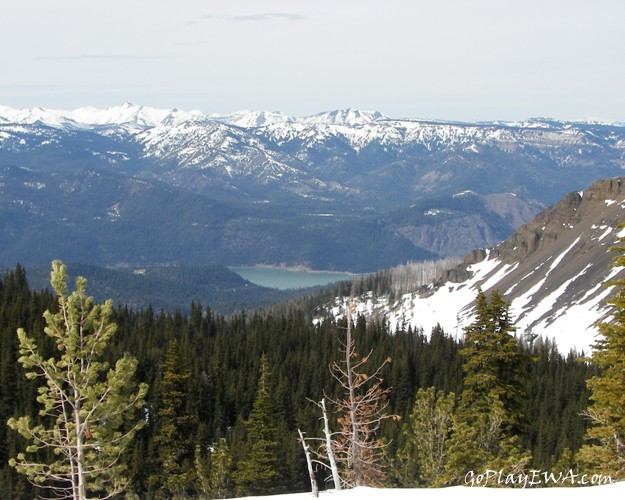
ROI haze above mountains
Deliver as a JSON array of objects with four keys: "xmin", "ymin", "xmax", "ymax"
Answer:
[{"xmin": 2, "ymin": 103, "xmax": 624, "ymax": 274}]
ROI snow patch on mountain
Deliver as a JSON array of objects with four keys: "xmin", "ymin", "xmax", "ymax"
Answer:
[{"xmin": 321, "ymin": 251, "xmax": 607, "ymax": 353}]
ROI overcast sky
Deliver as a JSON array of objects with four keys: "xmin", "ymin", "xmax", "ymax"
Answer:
[{"xmin": 2, "ymin": 0, "xmax": 624, "ymax": 121}]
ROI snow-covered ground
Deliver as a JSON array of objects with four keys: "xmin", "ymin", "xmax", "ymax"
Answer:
[
  {"xmin": 245, "ymin": 482, "xmax": 625, "ymax": 500},
  {"xmin": 322, "ymin": 242, "xmax": 622, "ymax": 354}
]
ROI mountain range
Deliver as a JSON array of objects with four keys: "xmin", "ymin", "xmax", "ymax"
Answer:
[
  {"xmin": 320, "ymin": 177, "xmax": 625, "ymax": 353},
  {"xmin": 2, "ymin": 103, "xmax": 625, "ymax": 271}
]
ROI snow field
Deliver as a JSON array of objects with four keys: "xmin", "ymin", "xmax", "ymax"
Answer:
[{"xmin": 243, "ymin": 481, "xmax": 625, "ymax": 500}]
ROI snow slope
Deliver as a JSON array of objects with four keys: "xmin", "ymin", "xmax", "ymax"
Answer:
[
  {"xmin": 318, "ymin": 178, "xmax": 625, "ymax": 354},
  {"xmin": 244, "ymin": 482, "xmax": 625, "ymax": 500}
]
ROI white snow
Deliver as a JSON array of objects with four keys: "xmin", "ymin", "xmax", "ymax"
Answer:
[
  {"xmin": 512, "ymin": 264, "xmax": 592, "ymax": 337},
  {"xmin": 301, "ymin": 109, "xmax": 388, "ymax": 126},
  {"xmin": 0, "ymin": 103, "xmax": 206, "ymax": 129},
  {"xmin": 243, "ymin": 482, "xmax": 625, "ymax": 500},
  {"xmin": 360, "ymin": 254, "xmax": 510, "ymax": 341},
  {"xmin": 324, "ymin": 228, "xmax": 612, "ymax": 354},
  {"xmin": 214, "ymin": 110, "xmax": 294, "ymax": 128},
  {"xmin": 597, "ymin": 226, "xmax": 613, "ymax": 242}
]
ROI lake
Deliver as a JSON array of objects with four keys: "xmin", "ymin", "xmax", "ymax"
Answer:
[{"xmin": 229, "ymin": 266, "xmax": 359, "ymax": 290}]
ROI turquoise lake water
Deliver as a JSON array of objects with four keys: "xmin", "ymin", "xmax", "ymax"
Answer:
[{"xmin": 229, "ymin": 267, "xmax": 358, "ymax": 290}]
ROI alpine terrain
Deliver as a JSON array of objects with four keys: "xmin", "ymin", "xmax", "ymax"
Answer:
[
  {"xmin": 2, "ymin": 104, "xmax": 625, "ymax": 271},
  {"xmin": 318, "ymin": 177, "xmax": 625, "ymax": 353}
]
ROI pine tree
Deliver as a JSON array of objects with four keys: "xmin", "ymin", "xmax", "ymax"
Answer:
[
  {"xmin": 7, "ymin": 261, "xmax": 148, "ymax": 499},
  {"xmin": 578, "ymin": 231, "xmax": 625, "ymax": 478},
  {"xmin": 441, "ymin": 288, "xmax": 531, "ymax": 484},
  {"xmin": 397, "ymin": 387, "xmax": 456, "ymax": 486},
  {"xmin": 151, "ymin": 340, "xmax": 198, "ymax": 498},
  {"xmin": 460, "ymin": 289, "xmax": 526, "ymax": 424},
  {"xmin": 233, "ymin": 354, "xmax": 283, "ymax": 496},
  {"xmin": 195, "ymin": 438, "xmax": 234, "ymax": 499}
]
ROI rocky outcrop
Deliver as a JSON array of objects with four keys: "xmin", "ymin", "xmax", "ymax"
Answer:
[
  {"xmin": 333, "ymin": 176, "xmax": 625, "ymax": 352},
  {"xmin": 494, "ymin": 178, "xmax": 624, "ymax": 264}
]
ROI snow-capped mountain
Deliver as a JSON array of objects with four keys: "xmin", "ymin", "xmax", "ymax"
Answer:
[
  {"xmin": 134, "ymin": 118, "xmax": 305, "ymax": 184},
  {"xmin": 1, "ymin": 103, "xmax": 624, "ymax": 205},
  {"xmin": 300, "ymin": 108, "xmax": 388, "ymax": 126},
  {"xmin": 2, "ymin": 103, "xmax": 625, "ymax": 272},
  {"xmin": 0, "ymin": 102, "xmax": 206, "ymax": 130},
  {"xmin": 319, "ymin": 178, "xmax": 625, "ymax": 353},
  {"xmin": 212, "ymin": 110, "xmax": 294, "ymax": 128}
]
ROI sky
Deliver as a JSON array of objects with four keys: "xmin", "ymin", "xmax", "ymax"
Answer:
[{"xmin": 2, "ymin": 0, "xmax": 625, "ymax": 122}]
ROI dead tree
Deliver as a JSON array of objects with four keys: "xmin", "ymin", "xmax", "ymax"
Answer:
[
  {"xmin": 298, "ymin": 429, "xmax": 319, "ymax": 497},
  {"xmin": 305, "ymin": 398, "xmax": 342, "ymax": 491},
  {"xmin": 327, "ymin": 305, "xmax": 397, "ymax": 487}
]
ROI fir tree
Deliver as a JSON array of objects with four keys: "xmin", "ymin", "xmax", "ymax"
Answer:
[
  {"xmin": 442, "ymin": 288, "xmax": 531, "ymax": 484},
  {"xmin": 233, "ymin": 354, "xmax": 283, "ymax": 496},
  {"xmin": 7, "ymin": 261, "xmax": 148, "ymax": 499},
  {"xmin": 459, "ymin": 288, "xmax": 527, "ymax": 430},
  {"xmin": 151, "ymin": 339, "xmax": 198, "ymax": 498},
  {"xmin": 195, "ymin": 438, "xmax": 234, "ymax": 499},
  {"xmin": 578, "ymin": 231, "xmax": 625, "ymax": 479}
]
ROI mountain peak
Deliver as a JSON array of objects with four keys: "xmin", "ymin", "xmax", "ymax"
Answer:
[
  {"xmin": 212, "ymin": 110, "xmax": 294, "ymax": 128},
  {"xmin": 0, "ymin": 103, "xmax": 208, "ymax": 129},
  {"xmin": 302, "ymin": 108, "xmax": 388, "ymax": 126}
]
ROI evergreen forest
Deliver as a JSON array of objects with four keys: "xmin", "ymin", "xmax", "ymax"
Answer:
[{"xmin": 0, "ymin": 264, "xmax": 605, "ymax": 498}]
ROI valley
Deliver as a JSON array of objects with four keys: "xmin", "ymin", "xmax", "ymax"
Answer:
[
  {"xmin": 2, "ymin": 104, "xmax": 625, "ymax": 343},
  {"xmin": 3, "ymin": 104, "xmax": 624, "ymax": 274}
]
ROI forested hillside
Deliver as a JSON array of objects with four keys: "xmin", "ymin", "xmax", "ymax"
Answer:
[
  {"xmin": 0, "ymin": 264, "xmax": 599, "ymax": 498},
  {"xmin": 23, "ymin": 263, "xmax": 311, "ymax": 314}
]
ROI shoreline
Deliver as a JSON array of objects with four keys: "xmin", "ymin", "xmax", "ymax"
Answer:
[{"xmin": 228, "ymin": 264, "xmax": 364, "ymax": 277}]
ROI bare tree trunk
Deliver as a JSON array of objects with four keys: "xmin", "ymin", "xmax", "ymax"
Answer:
[
  {"xmin": 320, "ymin": 398, "xmax": 341, "ymax": 491},
  {"xmin": 74, "ymin": 393, "xmax": 85, "ymax": 500},
  {"xmin": 298, "ymin": 429, "xmax": 318, "ymax": 498},
  {"xmin": 345, "ymin": 306, "xmax": 364, "ymax": 487}
]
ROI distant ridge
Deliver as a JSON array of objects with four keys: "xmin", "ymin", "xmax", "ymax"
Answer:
[
  {"xmin": 2, "ymin": 103, "xmax": 625, "ymax": 272},
  {"xmin": 2, "ymin": 103, "xmax": 623, "ymax": 129}
]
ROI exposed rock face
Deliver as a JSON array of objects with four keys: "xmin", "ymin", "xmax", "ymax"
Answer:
[
  {"xmin": 471, "ymin": 176, "xmax": 625, "ymax": 349},
  {"xmin": 324, "ymin": 176, "xmax": 625, "ymax": 352}
]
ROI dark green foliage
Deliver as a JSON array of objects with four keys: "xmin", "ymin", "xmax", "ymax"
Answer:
[
  {"xmin": 0, "ymin": 265, "xmax": 601, "ymax": 496},
  {"xmin": 522, "ymin": 340, "xmax": 595, "ymax": 470},
  {"xmin": 443, "ymin": 289, "xmax": 531, "ymax": 484},
  {"xmin": 150, "ymin": 340, "xmax": 198, "ymax": 498},
  {"xmin": 25, "ymin": 263, "xmax": 316, "ymax": 315},
  {"xmin": 578, "ymin": 232, "xmax": 625, "ymax": 478},
  {"xmin": 233, "ymin": 354, "xmax": 284, "ymax": 495},
  {"xmin": 459, "ymin": 288, "xmax": 528, "ymax": 430}
]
